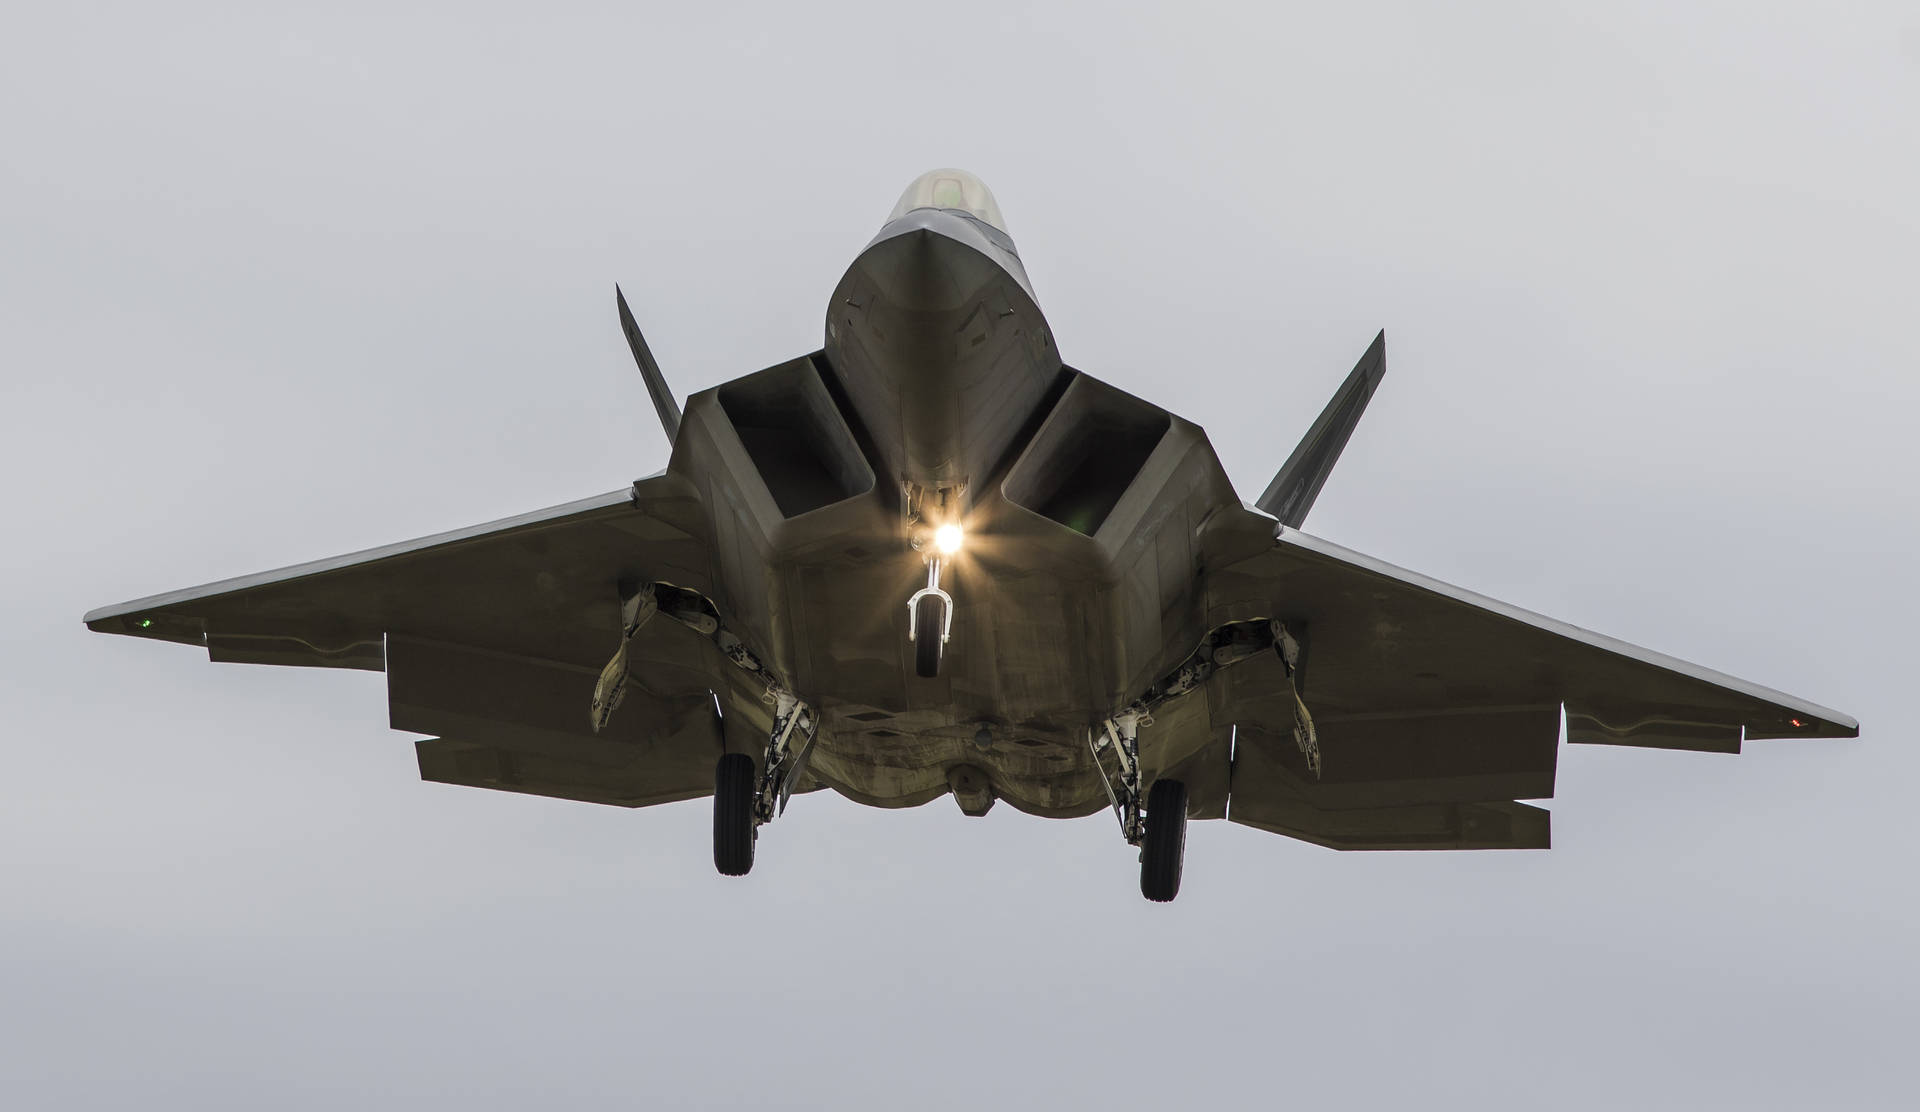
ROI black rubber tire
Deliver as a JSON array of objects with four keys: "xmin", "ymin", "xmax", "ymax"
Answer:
[
  {"xmin": 1140, "ymin": 778, "xmax": 1188, "ymax": 902},
  {"xmin": 913, "ymin": 594, "xmax": 944, "ymax": 678},
  {"xmin": 713, "ymin": 753, "xmax": 756, "ymax": 877}
]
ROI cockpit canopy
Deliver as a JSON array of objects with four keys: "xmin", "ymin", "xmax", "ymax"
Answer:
[{"xmin": 887, "ymin": 169, "xmax": 1008, "ymax": 234}]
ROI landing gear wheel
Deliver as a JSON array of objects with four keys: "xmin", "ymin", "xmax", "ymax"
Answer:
[
  {"xmin": 713, "ymin": 753, "xmax": 756, "ymax": 876},
  {"xmin": 913, "ymin": 594, "xmax": 945, "ymax": 678},
  {"xmin": 1140, "ymin": 778, "xmax": 1187, "ymax": 902}
]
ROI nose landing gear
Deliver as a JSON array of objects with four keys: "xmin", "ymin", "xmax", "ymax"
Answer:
[
  {"xmin": 902, "ymin": 483, "xmax": 963, "ymax": 679},
  {"xmin": 906, "ymin": 556, "xmax": 954, "ymax": 678}
]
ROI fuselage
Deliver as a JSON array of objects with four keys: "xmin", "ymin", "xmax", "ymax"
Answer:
[
  {"xmin": 665, "ymin": 171, "xmax": 1259, "ymax": 818},
  {"xmin": 77, "ymin": 166, "xmax": 1860, "ymax": 896},
  {"xmin": 825, "ymin": 204, "xmax": 1064, "ymax": 507}
]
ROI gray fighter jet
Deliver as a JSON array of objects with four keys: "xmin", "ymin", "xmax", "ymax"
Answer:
[{"xmin": 86, "ymin": 169, "xmax": 1857, "ymax": 901}]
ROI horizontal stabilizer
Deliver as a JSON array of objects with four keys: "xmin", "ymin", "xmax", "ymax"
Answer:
[
  {"xmin": 1232, "ymin": 796, "xmax": 1551, "ymax": 851},
  {"xmin": 617, "ymin": 284, "xmax": 682, "ymax": 444},
  {"xmin": 1256, "ymin": 330, "xmax": 1385, "ymax": 528}
]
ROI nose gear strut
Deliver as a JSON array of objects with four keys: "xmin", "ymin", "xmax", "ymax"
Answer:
[
  {"xmin": 902, "ymin": 481, "xmax": 962, "ymax": 678},
  {"xmin": 906, "ymin": 555, "xmax": 954, "ymax": 678}
]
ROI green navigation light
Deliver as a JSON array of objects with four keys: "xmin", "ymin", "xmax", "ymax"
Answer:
[{"xmin": 138, "ymin": 618, "xmax": 153, "ymax": 629}]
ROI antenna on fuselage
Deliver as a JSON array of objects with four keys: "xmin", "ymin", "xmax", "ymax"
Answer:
[
  {"xmin": 615, "ymin": 284, "xmax": 682, "ymax": 445},
  {"xmin": 1256, "ymin": 330, "xmax": 1386, "ymax": 529}
]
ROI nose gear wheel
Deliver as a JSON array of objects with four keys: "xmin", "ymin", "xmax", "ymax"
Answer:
[
  {"xmin": 902, "ymin": 481, "xmax": 962, "ymax": 679},
  {"xmin": 906, "ymin": 554, "xmax": 955, "ymax": 678}
]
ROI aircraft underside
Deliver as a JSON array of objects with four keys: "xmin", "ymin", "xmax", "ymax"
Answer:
[{"xmin": 85, "ymin": 169, "xmax": 1856, "ymax": 901}]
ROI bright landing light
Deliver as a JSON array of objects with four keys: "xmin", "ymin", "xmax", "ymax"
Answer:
[{"xmin": 933, "ymin": 523, "xmax": 965, "ymax": 555}]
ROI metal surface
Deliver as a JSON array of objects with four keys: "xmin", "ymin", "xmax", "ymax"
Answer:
[
  {"xmin": 84, "ymin": 169, "xmax": 1859, "ymax": 882},
  {"xmin": 1256, "ymin": 330, "xmax": 1387, "ymax": 527},
  {"xmin": 616, "ymin": 285, "xmax": 682, "ymax": 445}
]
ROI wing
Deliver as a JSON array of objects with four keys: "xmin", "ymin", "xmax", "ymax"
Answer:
[
  {"xmin": 1207, "ymin": 523, "xmax": 1856, "ymax": 848},
  {"xmin": 85, "ymin": 473, "xmax": 730, "ymax": 808}
]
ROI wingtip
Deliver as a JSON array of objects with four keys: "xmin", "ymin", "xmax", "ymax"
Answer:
[
  {"xmin": 83, "ymin": 600, "xmax": 143, "ymax": 630},
  {"xmin": 81, "ymin": 603, "xmax": 206, "ymax": 647},
  {"xmin": 1749, "ymin": 711, "xmax": 1860, "ymax": 741}
]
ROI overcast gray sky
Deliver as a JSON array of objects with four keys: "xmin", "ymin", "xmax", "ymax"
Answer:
[{"xmin": 5, "ymin": 2, "xmax": 1917, "ymax": 1108}]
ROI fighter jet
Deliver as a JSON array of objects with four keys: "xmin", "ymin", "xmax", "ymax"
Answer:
[{"xmin": 85, "ymin": 169, "xmax": 1857, "ymax": 901}]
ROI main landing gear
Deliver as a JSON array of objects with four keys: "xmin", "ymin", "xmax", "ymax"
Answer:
[
  {"xmin": 1087, "ymin": 709, "xmax": 1188, "ymax": 901},
  {"xmin": 585, "ymin": 578, "xmax": 818, "ymax": 879},
  {"xmin": 713, "ymin": 689, "xmax": 818, "ymax": 876},
  {"xmin": 1086, "ymin": 710, "xmax": 1188, "ymax": 901},
  {"xmin": 706, "ymin": 637, "xmax": 818, "ymax": 878},
  {"xmin": 712, "ymin": 752, "xmax": 756, "ymax": 875},
  {"xmin": 1090, "ymin": 617, "xmax": 1319, "ymax": 902},
  {"xmin": 1141, "ymin": 779, "xmax": 1188, "ymax": 902}
]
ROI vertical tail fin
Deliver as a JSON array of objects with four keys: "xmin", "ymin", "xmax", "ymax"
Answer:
[
  {"xmin": 1255, "ymin": 330, "xmax": 1386, "ymax": 528},
  {"xmin": 616, "ymin": 284, "xmax": 682, "ymax": 445}
]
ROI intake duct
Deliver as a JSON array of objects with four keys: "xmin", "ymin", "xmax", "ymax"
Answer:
[
  {"xmin": 716, "ymin": 356, "xmax": 873, "ymax": 519},
  {"xmin": 1003, "ymin": 372, "xmax": 1170, "ymax": 537}
]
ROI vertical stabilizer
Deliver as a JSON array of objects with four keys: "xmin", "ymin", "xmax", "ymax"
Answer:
[
  {"xmin": 616, "ymin": 284, "xmax": 682, "ymax": 445},
  {"xmin": 1255, "ymin": 331, "xmax": 1386, "ymax": 528}
]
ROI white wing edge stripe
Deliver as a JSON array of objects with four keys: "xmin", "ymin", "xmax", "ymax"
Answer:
[
  {"xmin": 1277, "ymin": 528, "xmax": 1859, "ymax": 731},
  {"xmin": 83, "ymin": 487, "xmax": 640, "ymax": 624}
]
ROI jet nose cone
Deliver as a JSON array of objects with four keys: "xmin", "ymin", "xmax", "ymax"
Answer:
[
  {"xmin": 857, "ymin": 218, "xmax": 999, "ymax": 312},
  {"xmin": 888, "ymin": 168, "xmax": 1008, "ymax": 234},
  {"xmin": 860, "ymin": 172, "xmax": 1035, "ymax": 306}
]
